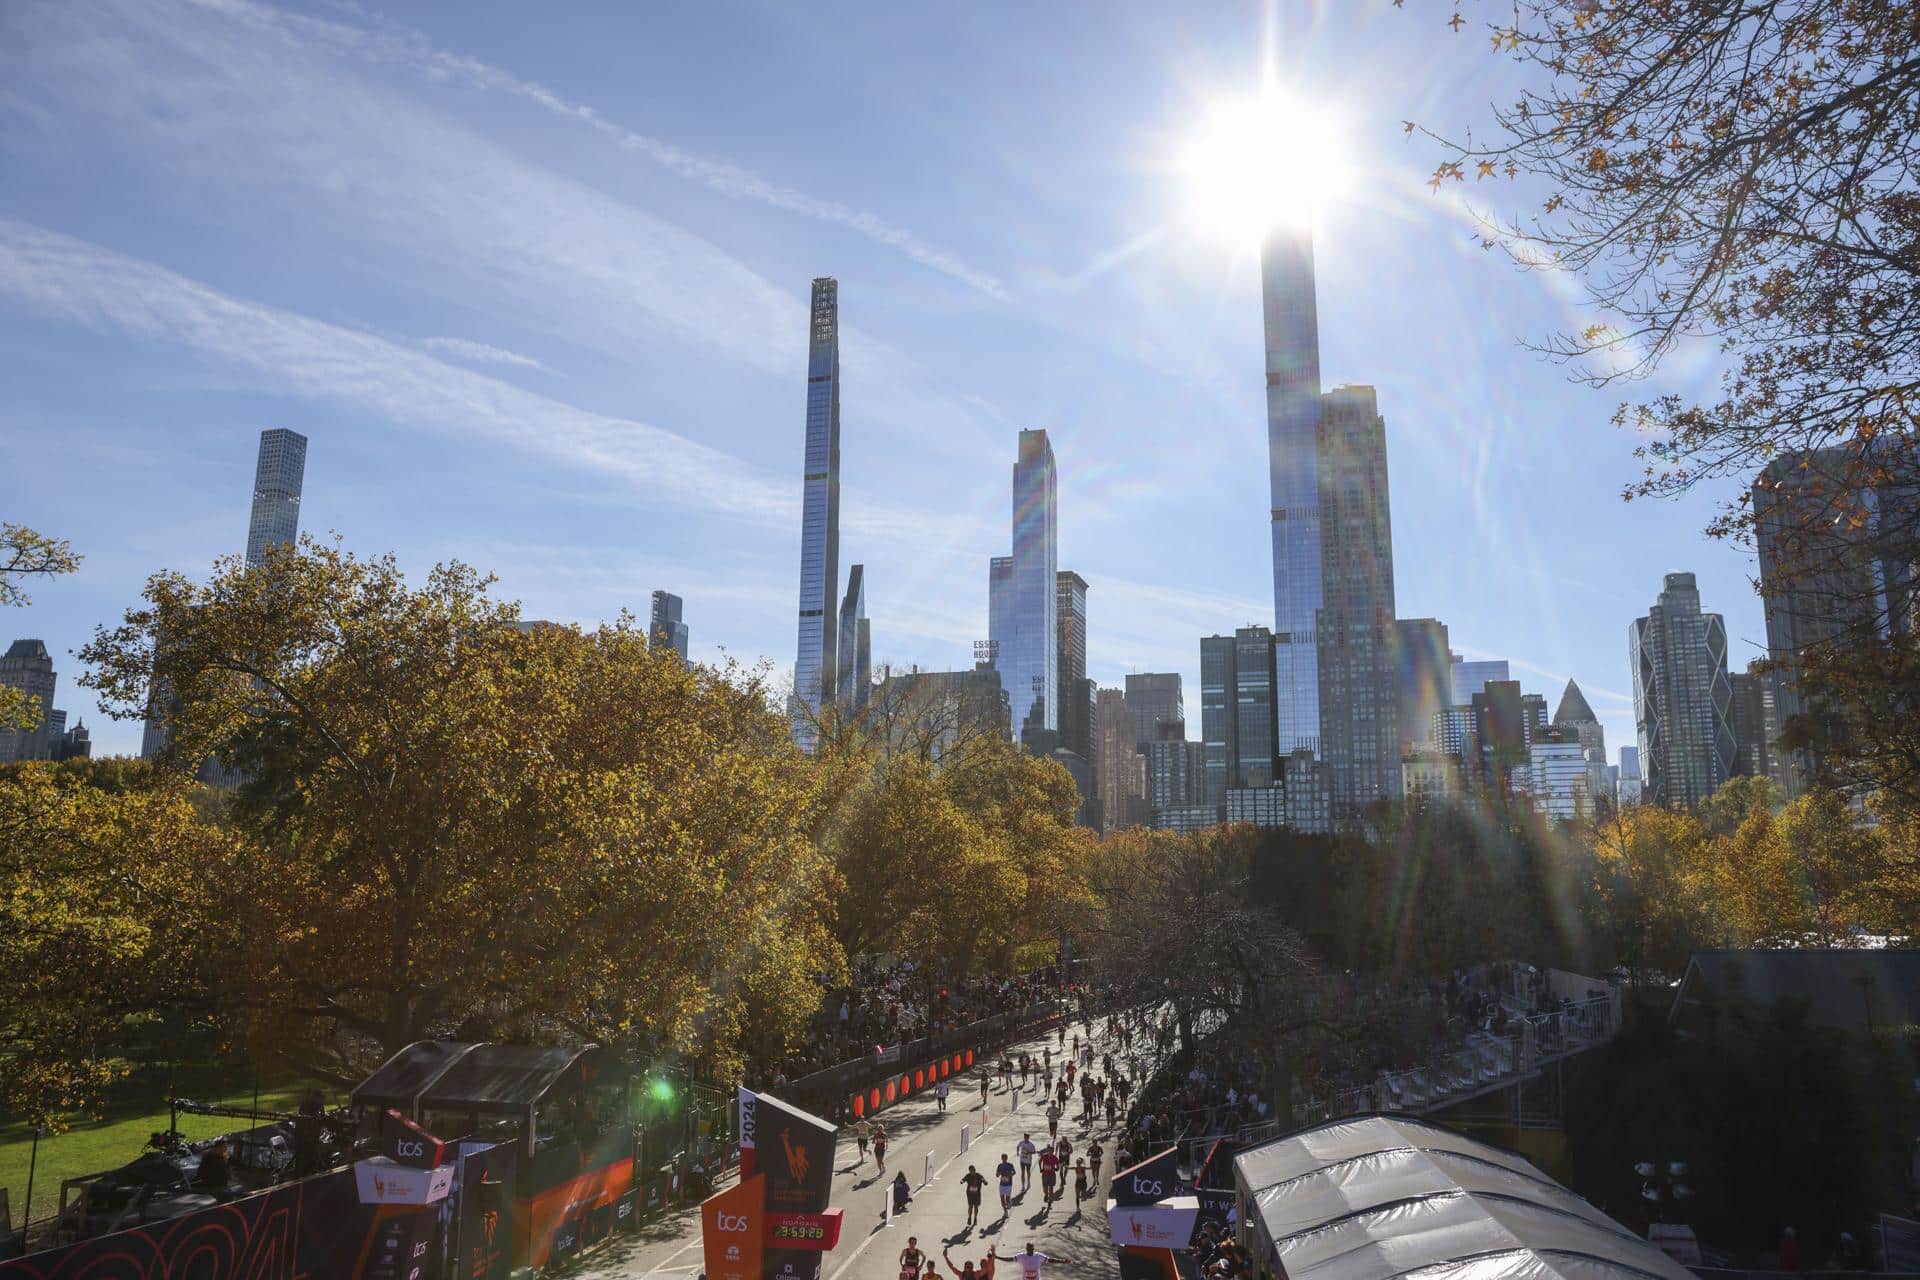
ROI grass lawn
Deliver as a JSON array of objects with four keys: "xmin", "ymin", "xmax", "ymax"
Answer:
[{"xmin": 0, "ymin": 1079, "xmax": 332, "ymax": 1236}]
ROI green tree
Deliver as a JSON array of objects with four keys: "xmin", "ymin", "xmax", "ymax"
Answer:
[
  {"xmin": 1698, "ymin": 774, "xmax": 1778, "ymax": 840},
  {"xmin": 81, "ymin": 539, "xmax": 845, "ymax": 1084},
  {"xmin": 1592, "ymin": 805, "xmax": 1714, "ymax": 975}
]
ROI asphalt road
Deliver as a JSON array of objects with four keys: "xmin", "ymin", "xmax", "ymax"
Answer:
[{"xmin": 576, "ymin": 1016, "xmax": 1162, "ymax": 1280}]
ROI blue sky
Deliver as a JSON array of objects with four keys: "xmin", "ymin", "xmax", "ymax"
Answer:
[{"xmin": 0, "ymin": 0, "xmax": 1763, "ymax": 761}]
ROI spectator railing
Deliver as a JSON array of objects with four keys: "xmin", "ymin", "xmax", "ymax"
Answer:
[{"xmin": 1289, "ymin": 994, "xmax": 1617, "ymax": 1127}]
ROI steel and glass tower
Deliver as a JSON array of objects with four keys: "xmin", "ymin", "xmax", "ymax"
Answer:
[
  {"xmin": 1262, "ymin": 228, "xmax": 1323, "ymax": 755},
  {"xmin": 1000, "ymin": 429, "xmax": 1058, "ymax": 743},
  {"xmin": 837, "ymin": 565, "xmax": 871, "ymax": 714},
  {"xmin": 792, "ymin": 278, "xmax": 842, "ymax": 750},
  {"xmin": 245, "ymin": 428, "xmax": 308, "ymax": 566}
]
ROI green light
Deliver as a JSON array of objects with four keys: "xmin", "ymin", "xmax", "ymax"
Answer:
[{"xmin": 649, "ymin": 1077, "xmax": 675, "ymax": 1104}]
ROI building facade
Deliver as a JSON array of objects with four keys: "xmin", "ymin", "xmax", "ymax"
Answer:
[
  {"xmin": 1728, "ymin": 661, "xmax": 1779, "ymax": 785},
  {"xmin": 992, "ymin": 430, "xmax": 1058, "ymax": 745},
  {"xmin": 1450, "ymin": 657, "xmax": 1511, "ymax": 708},
  {"xmin": 869, "ymin": 663, "xmax": 1010, "ymax": 763},
  {"xmin": 1055, "ymin": 571, "xmax": 1095, "ymax": 763},
  {"xmin": 1225, "ymin": 783, "xmax": 1288, "ymax": 828},
  {"xmin": 1395, "ymin": 618, "xmax": 1451, "ymax": 752},
  {"xmin": 1263, "ymin": 226, "xmax": 1325, "ymax": 757},
  {"xmin": 0, "ymin": 639, "xmax": 58, "ymax": 762},
  {"xmin": 649, "ymin": 590, "xmax": 689, "ymax": 664},
  {"xmin": 836, "ymin": 566, "xmax": 870, "ymax": 715},
  {"xmin": 1201, "ymin": 626, "xmax": 1278, "ymax": 807},
  {"xmin": 1316, "ymin": 385, "xmax": 1400, "ymax": 819},
  {"xmin": 1125, "ymin": 673, "xmax": 1184, "ymax": 747},
  {"xmin": 1095, "ymin": 686, "xmax": 1146, "ymax": 833},
  {"xmin": 1630, "ymin": 572, "xmax": 1738, "ymax": 809},
  {"xmin": 244, "ymin": 428, "xmax": 308, "ymax": 567},
  {"xmin": 1753, "ymin": 446, "xmax": 1920, "ymax": 796},
  {"xmin": 1521, "ymin": 734, "xmax": 1596, "ymax": 821},
  {"xmin": 1551, "ymin": 679, "xmax": 1605, "ymax": 759},
  {"xmin": 792, "ymin": 277, "xmax": 842, "ymax": 751}
]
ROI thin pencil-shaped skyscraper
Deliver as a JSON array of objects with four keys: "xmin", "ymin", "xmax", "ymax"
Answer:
[{"xmin": 792, "ymin": 278, "xmax": 841, "ymax": 750}]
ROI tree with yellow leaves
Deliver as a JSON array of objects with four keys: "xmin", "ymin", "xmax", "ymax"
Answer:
[{"xmin": 79, "ymin": 538, "xmax": 845, "ymax": 1086}]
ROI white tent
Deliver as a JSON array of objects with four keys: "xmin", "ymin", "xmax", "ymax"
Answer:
[{"xmin": 1234, "ymin": 1115, "xmax": 1693, "ymax": 1280}]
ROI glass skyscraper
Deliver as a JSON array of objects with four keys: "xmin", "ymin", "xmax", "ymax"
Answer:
[
  {"xmin": 792, "ymin": 278, "xmax": 841, "ymax": 750},
  {"xmin": 1262, "ymin": 227, "xmax": 1324, "ymax": 755},
  {"xmin": 1200, "ymin": 626, "xmax": 1278, "ymax": 807},
  {"xmin": 1629, "ymin": 572, "xmax": 1737, "ymax": 809},
  {"xmin": 245, "ymin": 428, "xmax": 308, "ymax": 567},
  {"xmin": 837, "ymin": 564, "xmax": 871, "ymax": 714},
  {"xmin": 992, "ymin": 429, "xmax": 1057, "ymax": 742},
  {"xmin": 649, "ymin": 590, "xmax": 689, "ymax": 664},
  {"xmin": 1317, "ymin": 385, "xmax": 1400, "ymax": 817},
  {"xmin": 1055, "ymin": 571, "xmax": 1094, "ymax": 762}
]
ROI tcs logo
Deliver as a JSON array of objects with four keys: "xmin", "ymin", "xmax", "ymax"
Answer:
[
  {"xmin": 1130, "ymin": 1177, "xmax": 1164, "ymax": 1198},
  {"xmin": 396, "ymin": 1140, "xmax": 427, "ymax": 1158},
  {"xmin": 716, "ymin": 1213, "xmax": 752, "ymax": 1232}
]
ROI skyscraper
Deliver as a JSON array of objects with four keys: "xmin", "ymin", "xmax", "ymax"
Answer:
[
  {"xmin": 998, "ymin": 430, "xmax": 1059, "ymax": 744},
  {"xmin": 1316, "ymin": 385, "xmax": 1400, "ymax": 817},
  {"xmin": 792, "ymin": 277, "xmax": 842, "ymax": 751},
  {"xmin": 1552, "ymin": 679, "xmax": 1605, "ymax": 759},
  {"xmin": 1095, "ymin": 686, "xmax": 1144, "ymax": 833},
  {"xmin": 1201, "ymin": 626, "xmax": 1278, "ymax": 806},
  {"xmin": 1124, "ymin": 673, "xmax": 1183, "ymax": 748},
  {"xmin": 837, "ymin": 565, "xmax": 871, "ymax": 714},
  {"xmin": 0, "ymin": 639, "xmax": 57, "ymax": 762},
  {"xmin": 244, "ymin": 428, "xmax": 308, "ymax": 567},
  {"xmin": 1394, "ymin": 618, "xmax": 1452, "ymax": 752},
  {"xmin": 148, "ymin": 429, "xmax": 310, "ymax": 762},
  {"xmin": 1262, "ymin": 227, "xmax": 1324, "ymax": 756},
  {"xmin": 649, "ymin": 590, "xmax": 689, "ymax": 664},
  {"xmin": 1630, "ymin": 572, "xmax": 1738, "ymax": 809},
  {"xmin": 1728, "ymin": 660, "xmax": 1778, "ymax": 784},
  {"xmin": 1450, "ymin": 656, "xmax": 1511, "ymax": 707},
  {"xmin": 987, "ymin": 556, "xmax": 1013, "ymax": 679},
  {"xmin": 1056, "ymin": 571, "xmax": 1094, "ymax": 762},
  {"xmin": 1753, "ymin": 446, "xmax": 1920, "ymax": 796}
]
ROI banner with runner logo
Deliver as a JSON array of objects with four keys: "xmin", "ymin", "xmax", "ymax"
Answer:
[
  {"xmin": 754, "ymin": 1094, "xmax": 837, "ymax": 1215},
  {"xmin": 701, "ymin": 1173, "xmax": 765, "ymax": 1280},
  {"xmin": 738, "ymin": 1086, "xmax": 760, "ymax": 1179}
]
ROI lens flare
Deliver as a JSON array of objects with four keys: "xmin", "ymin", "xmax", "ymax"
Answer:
[{"xmin": 1178, "ymin": 91, "xmax": 1350, "ymax": 241}]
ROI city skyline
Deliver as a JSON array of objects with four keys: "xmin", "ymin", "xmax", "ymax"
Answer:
[{"xmin": 0, "ymin": 1, "xmax": 1766, "ymax": 760}]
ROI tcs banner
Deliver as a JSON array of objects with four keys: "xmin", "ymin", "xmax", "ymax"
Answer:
[{"xmin": 702, "ymin": 1174, "xmax": 765, "ymax": 1280}]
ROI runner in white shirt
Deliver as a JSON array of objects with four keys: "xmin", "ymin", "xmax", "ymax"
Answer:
[
  {"xmin": 1011, "ymin": 1243, "xmax": 1073, "ymax": 1280},
  {"xmin": 1015, "ymin": 1135, "xmax": 1037, "ymax": 1188}
]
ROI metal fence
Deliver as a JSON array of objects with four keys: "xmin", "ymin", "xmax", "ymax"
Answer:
[{"xmin": 1290, "ymin": 994, "xmax": 1618, "ymax": 1127}]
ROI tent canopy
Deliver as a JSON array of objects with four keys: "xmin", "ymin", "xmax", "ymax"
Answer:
[
  {"xmin": 353, "ymin": 1041, "xmax": 609, "ymax": 1119},
  {"xmin": 1234, "ymin": 1116, "xmax": 1692, "ymax": 1280}
]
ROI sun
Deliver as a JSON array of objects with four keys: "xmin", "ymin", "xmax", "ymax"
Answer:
[{"xmin": 1178, "ymin": 90, "xmax": 1351, "ymax": 242}]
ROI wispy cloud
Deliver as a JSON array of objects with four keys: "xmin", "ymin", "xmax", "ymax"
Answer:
[
  {"xmin": 184, "ymin": 0, "xmax": 1007, "ymax": 301},
  {"xmin": 0, "ymin": 220, "xmax": 795, "ymax": 523},
  {"xmin": 420, "ymin": 336, "xmax": 550, "ymax": 373},
  {"xmin": 4, "ymin": 0, "xmax": 1001, "ymax": 463}
]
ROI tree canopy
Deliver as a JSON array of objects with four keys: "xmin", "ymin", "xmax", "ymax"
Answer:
[{"xmin": 74, "ymin": 539, "xmax": 846, "ymax": 1088}]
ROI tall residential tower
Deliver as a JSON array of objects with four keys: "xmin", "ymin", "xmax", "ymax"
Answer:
[
  {"xmin": 989, "ymin": 430, "xmax": 1058, "ymax": 743},
  {"xmin": 1262, "ymin": 227, "xmax": 1324, "ymax": 756},
  {"xmin": 792, "ymin": 278, "xmax": 842, "ymax": 750},
  {"xmin": 244, "ymin": 428, "xmax": 308, "ymax": 566},
  {"xmin": 1630, "ymin": 572, "xmax": 1737, "ymax": 809}
]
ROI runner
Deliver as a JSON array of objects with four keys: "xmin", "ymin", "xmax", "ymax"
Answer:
[
  {"xmin": 1044, "ymin": 1100, "xmax": 1062, "ymax": 1139},
  {"xmin": 1055, "ymin": 1135, "xmax": 1072, "ymax": 1171},
  {"xmin": 943, "ymin": 1245, "xmax": 999, "ymax": 1280},
  {"xmin": 856, "ymin": 1117, "xmax": 872, "ymax": 1164},
  {"xmin": 961, "ymin": 1164, "xmax": 987, "ymax": 1227},
  {"xmin": 900, "ymin": 1238, "xmax": 925, "ymax": 1280},
  {"xmin": 1016, "ymin": 1133, "xmax": 1037, "ymax": 1189},
  {"xmin": 874, "ymin": 1122, "xmax": 889, "ymax": 1173},
  {"xmin": 1072, "ymin": 1157, "xmax": 1091, "ymax": 1209},
  {"xmin": 892, "ymin": 1171, "xmax": 914, "ymax": 1216},
  {"xmin": 995, "ymin": 1152, "xmax": 1015, "ymax": 1212},
  {"xmin": 1011, "ymin": 1242, "xmax": 1074, "ymax": 1280},
  {"xmin": 1037, "ymin": 1146, "xmax": 1060, "ymax": 1205},
  {"xmin": 1088, "ymin": 1138, "xmax": 1104, "ymax": 1182},
  {"xmin": 1104, "ymin": 1093, "xmax": 1117, "ymax": 1126},
  {"xmin": 1042, "ymin": 1046, "xmax": 1052, "ymax": 1071}
]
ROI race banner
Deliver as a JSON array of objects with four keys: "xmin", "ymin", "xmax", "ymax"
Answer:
[
  {"xmin": 1110, "ymin": 1147, "xmax": 1182, "ymax": 1208},
  {"xmin": 701, "ymin": 1173, "xmax": 765, "ymax": 1280},
  {"xmin": 738, "ymin": 1086, "xmax": 760, "ymax": 1179},
  {"xmin": 754, "ymin": 1094, "xmax": 837, "ymax": 1215}
]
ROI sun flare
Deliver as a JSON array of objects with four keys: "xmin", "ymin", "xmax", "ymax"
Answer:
[{"xmin": 1179, "ymin": 91, "xmax": 1351, "ymax": 241}]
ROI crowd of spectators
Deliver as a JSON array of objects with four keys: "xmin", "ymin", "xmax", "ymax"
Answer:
[{"xmin": 760, "ymin": 960, "xmax": 1065, "ymax": 1086}]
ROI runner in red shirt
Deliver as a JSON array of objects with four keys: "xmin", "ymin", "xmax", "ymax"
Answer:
[{"xmin": 1037, "ymin": 1147, "xmax": 1061, "ymax": 1205}]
